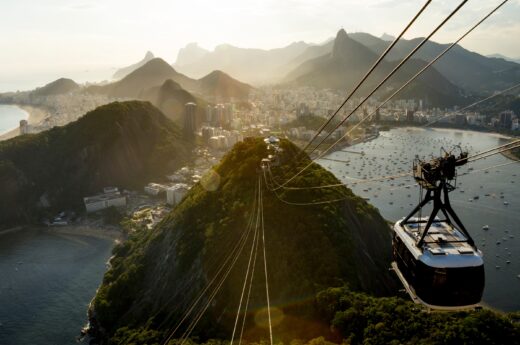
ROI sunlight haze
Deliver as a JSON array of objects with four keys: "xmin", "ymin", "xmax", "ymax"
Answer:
[{"xmin": 1, "ymin": 0, "xmax": 519, "ymax": 91}]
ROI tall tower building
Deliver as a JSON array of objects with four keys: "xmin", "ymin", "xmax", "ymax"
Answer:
[{"xmin": 183, "ymin": 102, "xmax": 197, "ymax": 139}]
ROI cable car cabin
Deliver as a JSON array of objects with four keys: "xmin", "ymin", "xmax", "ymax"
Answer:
[{"xmin": 392, "ymin": 217, "xmax": 484, "ymax": 308}]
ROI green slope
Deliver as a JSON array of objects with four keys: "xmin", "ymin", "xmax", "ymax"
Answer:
[
  {"xmin": 91, "ymin": 137, "xmax": 398, "ymax": 343},
  {"xmin": 0, "ymin": 101, "xmax": 191, "ymax": 226}
]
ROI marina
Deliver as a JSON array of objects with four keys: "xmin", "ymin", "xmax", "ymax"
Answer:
[{"xmin": 320, "ymin": 127, "xmax": 520, "ymax": 311}]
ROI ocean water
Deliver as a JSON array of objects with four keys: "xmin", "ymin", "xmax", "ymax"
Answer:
[
  {"xmin": 0, "ymin": 105, "xmax": 27, "ymax": 135},
  {"xmin": 319, "ymin": 127, "xmax": 520, "ymax": 311},
  {"xmin": 0, "ymin": 229, "xmax": 114, "ymax": 345}
]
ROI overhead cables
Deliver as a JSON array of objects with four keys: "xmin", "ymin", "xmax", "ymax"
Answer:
[
  {"xmin": 230, "ymin": 177, "xmax": 262, "ymax": 345},
  {"xmin": 259, "ymin": 179, "xmax": 273, "ymax": 345},
  {"xmin": 298, "ymin": 0, "xmax": 433, "ymax": 155},
  {"xmin": 161, "ymin": 184, "xmax": 258, "ymax": 345},
  {"xmin": 303, "ymin": 0, "xmax": 471, "ymax": 157},
  {"xmin": 273, "ymin": 0, "xmax": 508, "ymax": 190},
  {"xmin": 425, "ymin": 82, "xmax": 520, "ymax": 127}
]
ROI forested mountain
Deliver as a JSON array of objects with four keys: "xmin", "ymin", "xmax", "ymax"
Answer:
[
  {"xmin": 0, "ymin": 101, "xmax": 191, "ymax": 226},
  {"xmin": 91, "ymin": 137, "xmax": 398, "ymax": 343}
]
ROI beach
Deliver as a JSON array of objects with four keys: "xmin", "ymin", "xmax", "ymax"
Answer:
[{"xmin": 0, "ymin": 104, "xmax": 48, "ymax": 141}]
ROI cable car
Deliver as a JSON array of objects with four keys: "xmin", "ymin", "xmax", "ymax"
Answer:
[{"xmin": 391, "ymin": 148, "xmax": 484, "ymax": 308}]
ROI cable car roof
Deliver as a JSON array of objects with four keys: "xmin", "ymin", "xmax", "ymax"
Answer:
[{"xmin": 394, "ymin": 217, "xmax": 483, "ymax": 269}]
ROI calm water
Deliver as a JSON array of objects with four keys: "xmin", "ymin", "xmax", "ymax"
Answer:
[
  {"xmin": 320, "ymin": 127, "xmax": 520, "ymax": 311},
  {"xmin": 0, "ymin": 229, "xmax": 113, "ymax": 345},
  {"xmin": 0, "ymin": 105, "xmax": 27, "ymax": 135}
]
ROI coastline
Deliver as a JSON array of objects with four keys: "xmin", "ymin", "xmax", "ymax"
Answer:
[
  {"xmin": 43, "ymin": 225, "xmax": 123, "ymax": 241},
  {"xmin": 0, "ymin": 104, "xmax": 48, "ymax": 141},
  {"xmin": 0, "ymin": 224, "xmax": 123, "ymax": 241}
]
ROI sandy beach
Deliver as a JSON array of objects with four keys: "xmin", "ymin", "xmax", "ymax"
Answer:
[{"xmin": 0, "ymin": 104, "xmax": 49, "ymax": 141}]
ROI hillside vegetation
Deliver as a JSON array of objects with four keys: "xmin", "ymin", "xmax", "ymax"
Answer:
[
  {"xmin": 107, "ymin": 286, "xmax": 520, "ymax": 345},
  {"xmin": 0, "ymin": 101, "xmax": 191, "ymax": 226},
  {"xmin": 91, "ymin": 137, "xmax": 398, "ymax": 343}
]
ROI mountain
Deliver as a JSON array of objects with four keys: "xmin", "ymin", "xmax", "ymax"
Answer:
[
  {"xmin": 90, "ymin": 137, "xmax": 398, "ymax": 343},
  {"xmin": 380, "ymin": 33, "xmax": 395, "ymax": 42},
  {"xmin": 487, "ymin": 53, "xmax": 520, "ymax": 65},
  {"xmin": 348, "ymin": 33, "xmax": 520, "ymax": 94},
  {"xmin": 197, "ymin": 70, "xmax": 253, "ymax": 101},
  {"xmin": 173, "ymin": 41, "xmax": 311, "ymax": 84},
  {"xmin": 89, "ymin": 58, "xmax": 251, "ymax": 102},
  {"xmin": 89, "ymin": 58, "xmax": 198, "ymax": 99},
  {"xmin": 0, "ymin": 101, "xmax": 191, "ymax": 226},
  {"xmin": 175, "ymin": 43, "xmax": 210, "ymax": 67},
  {"xmin": 141, "ymin": 79, "xmax": 208, "ymax": 124},
  {"xmin": 113, "ymin": 51, "xmax": 155, "ymax": 80},
  {"xmin": 285, "ymin": 29, "xmax": 466, "ymax": 106},
  {"xmin": 286, "ymin": 40, "xmax": 334, "ymax": 69},
  {"xmin": 285, "ymin": 30, "xmax": 380, "ymax": 87},
  {"xmin": 32, "ymin": 78, "xmax": 79, "ymax": 96}
]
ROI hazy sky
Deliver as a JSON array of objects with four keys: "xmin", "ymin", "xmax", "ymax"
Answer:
[{"xmin": 1, "ymin": 0, "xmax": 519, "ymax": 90}]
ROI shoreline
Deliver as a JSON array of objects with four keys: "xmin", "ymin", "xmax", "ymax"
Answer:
[
  {"xmin": 0, "ymin": 104, "xmax": 49, "ymax": 141},
  {"xmin": 43, "ymin": 225, "xmax": 123, "ymax": 241},
  {"xmin": 0, "ymin": 224, "xmax": 123, "ymax": 241}
]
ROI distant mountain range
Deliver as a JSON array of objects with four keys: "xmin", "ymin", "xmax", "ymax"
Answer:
[
  {"xmin": 346, "ymin": 32, "xmax": 520, "ymax": 94},
  {"xmin": 285, "ymin": 29, "xmax": 465, "ymax": 107},
  {"xmin": 112, "ymin": 51, "xmax": 155, "ymax": 80},
  {"xmin": 89, "ymin": 58, "xmax": 252, "ymax": 104},
  {"xmin": 173, "ymin": 41, "xmax": 311, "ymax": 84},
  {"xmin": 487, "ymin": 53, "xmax": 520, "ymax": 65},
  {"xmin": 170, "ymin": 29, "xmax": 520, "ymax": 101}
]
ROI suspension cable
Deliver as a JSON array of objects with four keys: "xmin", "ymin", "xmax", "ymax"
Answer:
[
  {"xmin": 273, "ymin": 1, "xmax": 509, "ymax": 190},
  {"xmin": 259, "ymin": 178, "xmax": 274, "ymax": 345},
  {"xmin": 425, "ymin": 82, "xmax": 520, "ymax": 127},
  {"xmin": 230, "ymin": 179, "xmax": 261, "ymax": 345},
  {"xmin": 299, "ymin": 0, "xmax": 432, "ymax": 154},
  {"xmin": 238, "ymin": 211, "xmax": 261, "ymax": 345},
  {"xmin": 276, "ymin": 0, "xmax": 467, "ymax": 186},
  {"xmin": 304, "ymin": 0, "xmax": 469, "ymax": 157},
  {"xmin": 162, "ymin": 185, "xmax": 258, "ymax": 345}
]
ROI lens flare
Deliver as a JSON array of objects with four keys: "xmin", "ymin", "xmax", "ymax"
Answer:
[
  {"xmin": 254, "ymin": 306, "xmax": 284, "ymax": 328},
  {"xmin": 201, "ymin": 169, "xmax": 221, "ymax": 191}
]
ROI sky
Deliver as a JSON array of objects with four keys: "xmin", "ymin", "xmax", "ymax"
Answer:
[{"xmin": 0, "ymin": 0, "xmax": 519, "ymax": 91}]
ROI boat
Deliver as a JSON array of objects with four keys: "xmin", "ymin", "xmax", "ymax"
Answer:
[{"xmin": 482, "ymin": 225, "xmax": 489, "ymax": 230}]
